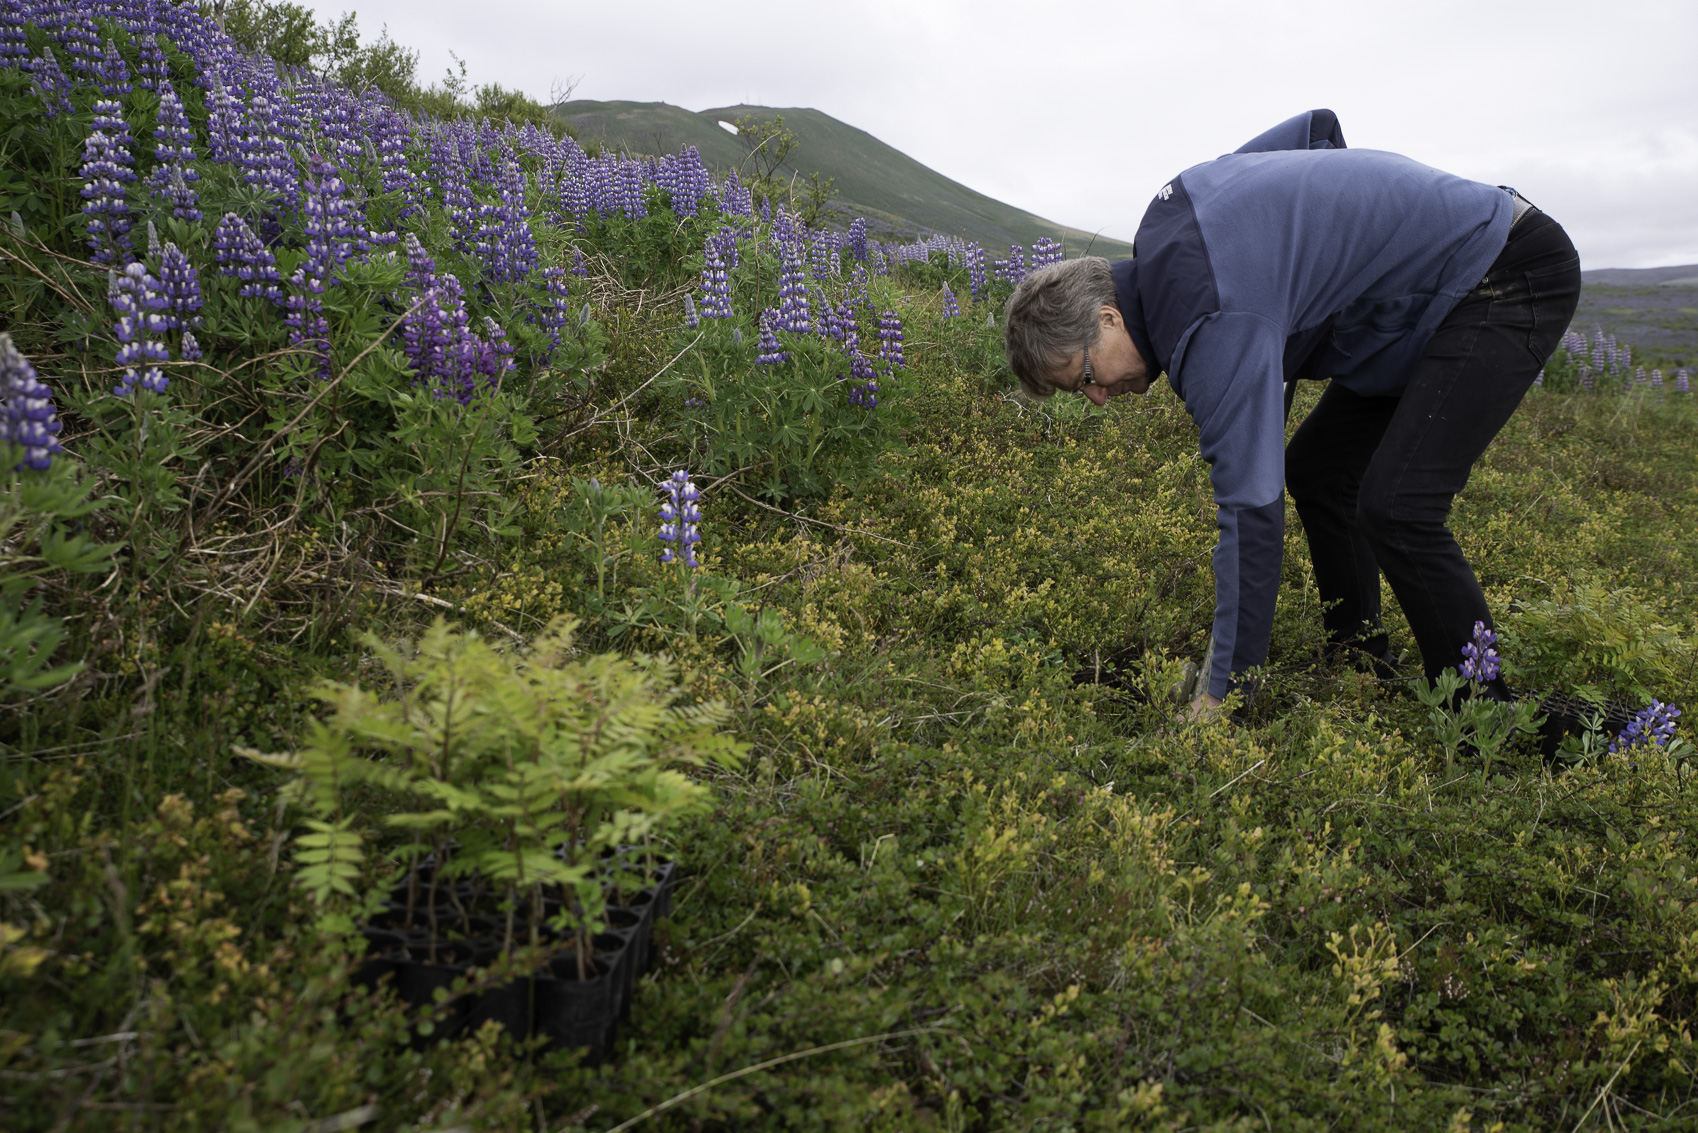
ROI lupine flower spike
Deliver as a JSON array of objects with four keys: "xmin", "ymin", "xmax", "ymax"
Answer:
[
  {"xmin": 658, "ymin": 470, "xmax": 702, "ymax": 568},
  {"xmin": 755, "ymin": 309, "xmax": 785, "ymax": 366},
  {"xmin": 1458, "ymin": 620, "xmax": 1499, "ymax": 683},
  {"xmin": 0, "ymin": 333, "xmax": 64, "ymax": 471},
  {"xmin": 1611, "ymin": 700, "xmax": 1681, "ymax": 755},
  {"xmin": 110, "ymin": 262, "xmax": 172, "ymax": 398}
]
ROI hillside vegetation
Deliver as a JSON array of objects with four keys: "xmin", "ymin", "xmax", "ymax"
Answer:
[
  {"xmin": 559, "ymin": 99, "xmax": 1139, "ymax": 259},
  {"xmin": 4, "ymin": 4, "xmax": 1698, "ymax": 1132}
]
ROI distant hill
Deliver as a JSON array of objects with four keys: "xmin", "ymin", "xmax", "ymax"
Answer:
[
  {"xmin": 555, "ymin": 99, "xmax": 1138, "ymax": 260},
  {"xmin": 1582, "ymin": 264, "xmax": 1698, "ymax": 287}
]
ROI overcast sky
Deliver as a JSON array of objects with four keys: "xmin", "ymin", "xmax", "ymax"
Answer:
[{"xmin": 302, "ymin": 0, "xmax": 1698, "ymax": 269}]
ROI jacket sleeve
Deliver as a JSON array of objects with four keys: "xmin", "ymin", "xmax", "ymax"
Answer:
[
  {"xmin": 1170, "ymin": 313, "xmax": 1289, "ymax": 699},
  {"xmin": 1234, "ymin": 108, "xmax": 1346, "ymax": 154}
]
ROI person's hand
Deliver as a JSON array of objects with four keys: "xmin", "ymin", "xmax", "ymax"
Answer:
[{"xmin": 1180, "ymin": 692, "xmax": 1225, "ymax": 723}]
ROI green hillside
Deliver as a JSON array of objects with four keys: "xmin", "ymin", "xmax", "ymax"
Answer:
[{"xmin": 558, "ymin": 99, "xmax": 1138, "ymax": 259}]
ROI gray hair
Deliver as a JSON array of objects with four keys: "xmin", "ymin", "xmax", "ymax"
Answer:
[{"xmin": 1003, "ymin": 256, "xmax": 1118, "ymax": 399}]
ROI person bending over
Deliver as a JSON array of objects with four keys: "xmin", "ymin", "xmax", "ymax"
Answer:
[{"xmin": 1003, "ymin": 109, "xmax": 1580, "ymax": 715}]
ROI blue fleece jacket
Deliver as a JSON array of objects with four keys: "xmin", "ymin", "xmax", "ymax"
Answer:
[{"xmin": 1112, "ymin": 110, "xmax": 1512, "ymax": 698}]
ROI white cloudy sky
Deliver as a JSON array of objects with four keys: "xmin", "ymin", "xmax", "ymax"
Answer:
[{"xmin": 302, "ymin": 0, "xmax": 1698, "ymax": 269}]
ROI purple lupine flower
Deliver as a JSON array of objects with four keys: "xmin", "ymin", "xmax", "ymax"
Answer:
[
  {"xmin": 0, "ymin": 334, "xmax": 64, "ymax": 472},
  {"xmin": 717, "ymin": 168, "xmax": 752, "ymax": 217},
  {"xmin": 755, "ymin": 309, "xmax": 785, "ymax": 366},
  {"xmin": 27, "ymin": 47, "xmax": 73, "ymax": 118},
  {"xmin": 205, "ymin": 77, "xmax": 245, "ymax": 164},
  {"xmin": 698, "ymin": 234, "xmax": 733, "ymax": 319},
  {"xmin": 1611, "ymin": 700, "xmax": 1681, "ymax": 755},
  {"xmin": 110, "ymin": 262, "xmax": 172, "ymax": 398},
  {"xmin": 847, "ymin": 351, "xmax": 879, "ymax": 410},
  {"xmin": 148, "ymin": 80, "xmax": 202, "ymax": 221},
  {"xmin": 1030, "ymin": 236, "xmax": 1064, "ymax": 269},
  {"xmin": 298, "ymin": 155, "xmax": 364, "ymax": 281},
  {"xmin": 817, "ymin": 298, "xmax": 845, "ymax": 342},
  {"xmin": 430, "ymin": 129, "xmax": 476, "ymax": 249},
  {"xmin": 847, "ymin": 262, "xmax": 870, "ymax": 312},
  {"xmin": 369, "ymin": 106, "xmax": 419, "ymax": 216},
  {"xmin": 238, "ymin": 95, "xmax": 299, "ymax": 209},
  {"xmin": 808, "ymin": 230, "xmax": 835, "ymax": 282},
  {"xmin": 715, "ymin": 223, "xmax": 743, "ymax": 272},
  {"xmin": 1458, "ymin": 620, "xmax": 1500, "ymax": 683},
  {"xmin": 1532, "ymin": 369, "xmax": 1543, "ymax": 388},
  {"xmin": 94, "ymin": 38, "xmax": 131, "ymax": 96},
  {"xmin": 777, "ymin": 242, "xmax": 810, "ymax": 333},
  {"xmin": 399, "ymin": 236, "xmax": 450, "ymax": 384},
  {"xmin": 58, "ymin": 7, "xmax": 101, "ymax": 82},
  {"xmin": 312, "ymin": 86, "xmax": 363, "ymax": 168},
  {"xmin": 1678, "ymin": 369, "xmax": 1691, "ymax": 394},
  {"xmin": 156, "ymin": 242, "xmax": 201, "ymax": 331},
  {"xmin": 941, "ymin": 281, "xmax": 960, "ymax": 319},
  {"xmin": 845, "ymin": 217, "xmax": 868, "ymax": 262},
  {"xmin": 658, "ymin": 470, "xmax": 702, "ymax": 568},
  {"xmin": 477, "ymin": 159, "xmax": 537, "ymax": 283},
  {"xmin": 966, "ymin": 242, "xmax": 987, "ymax": 302},
  {"xmin": 1003, "ymin": 245, "xmax": 1028, "ymax": 286},
  {"xmin": 876, "ymin": 310, "xmax": 904, "ymax": 371},
  {"xmin": 396, "ymin": 237, "xmax": 506, "ymax": 404},
  {"xmin": 683, "ymin": 294, "xmax": 699, "ymax": 329},
  {"xmin": 0, "ymin": 1, "xmax": 28, "ymax": 68},
  {"xmin": 467, "ymin": 315, "xmax": 515, "ymax": 396},
  {"xmin": 134, "ymin": 26, "xmax": 170, "ymax": 92},
  {"xmin": 526, "ymin": 264, "xmax": 571, "ymax": 366},
  {"xmin": 79, "ymin": 100, "xmax": 138, "ymax": 265},
  {"xmin": 213, "ymin": 212, "xmax": 283, "ymax": 304},
  {"xmin": 284, "ymin": 272, "xmax": 331, "ymax": 379},
  {"xmin": 180, "ymin": 329, "xmax": 202, "ymax": 362},
  {"xmin": 837, "ymin": 317, "xmax": 878, "ymax": 409},
  {"xmin": 658, "ymin": 146, "xmax": 709, "ymax": 217}
]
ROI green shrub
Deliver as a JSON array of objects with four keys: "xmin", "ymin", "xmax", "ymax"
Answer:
[
  {"xmin": 241, "ymin": 618, "xmax": 745, "ymax": 956},
  {"xmin": 1501, "ymin": 576, "xmax": 1691, "ymax": 702}
]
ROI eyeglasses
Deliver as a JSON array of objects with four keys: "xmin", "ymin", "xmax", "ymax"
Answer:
[{"xmin": 1077, "ymin": 346, "xmax": 1096, "ymax": 393}]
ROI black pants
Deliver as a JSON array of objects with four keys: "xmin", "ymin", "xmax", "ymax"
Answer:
[{"xmin": 1284, "ymin": 211, "xmax": 1581, "ymax": 689}]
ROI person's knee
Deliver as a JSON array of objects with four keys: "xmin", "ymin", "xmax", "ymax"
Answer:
[
  {"xmin": 1356, "ymin": 487, "xmax": 1397, "ymax": 544},
  {"xmin": 1284, "ymin": 443, "xmax": 1323, "ymax": 503}
]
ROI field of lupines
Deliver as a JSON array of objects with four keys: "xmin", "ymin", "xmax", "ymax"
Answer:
[{"xmin": 5, "ymin": 2, "xmax": 1698, "ymax": 1130}]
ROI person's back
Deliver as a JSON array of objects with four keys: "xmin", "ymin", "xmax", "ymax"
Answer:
[{"xmin": 1138, "ymin": 146, "xmax": 1511, "ymax": 397}]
